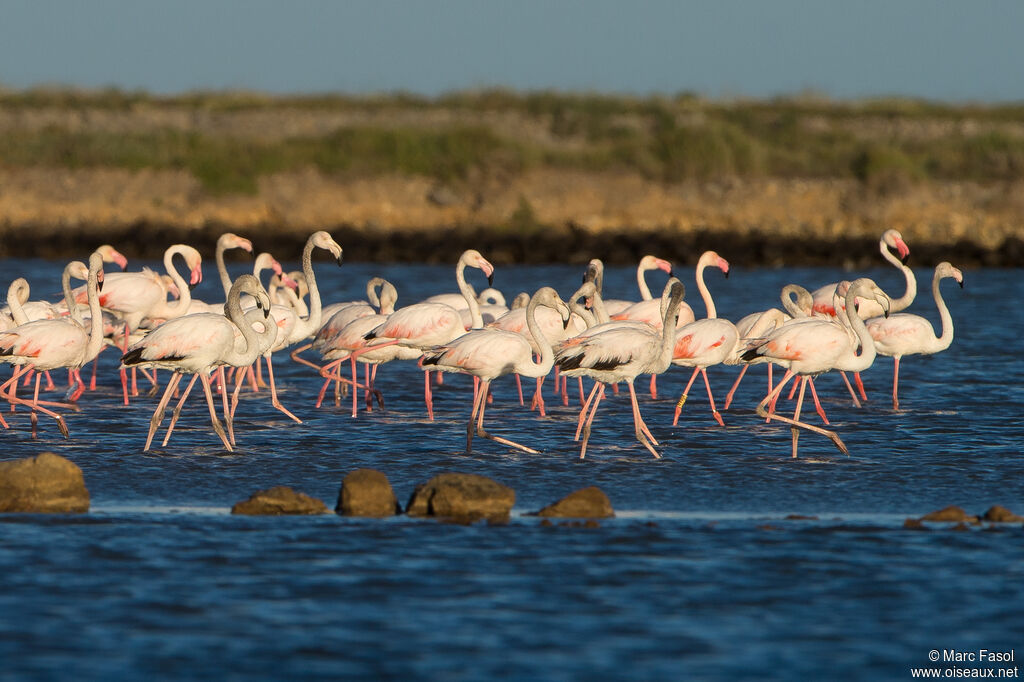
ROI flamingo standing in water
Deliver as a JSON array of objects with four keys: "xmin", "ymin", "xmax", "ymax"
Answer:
[
  {"xmin": 355, "ymin": 249, "xmax": 495, "ymax": 420},
  {"xmin": 421, "ymin": 287, "xmax": 571, "ymax": 454},
  {"xmin": 0, "ymin": 251, "xmax": 107, "ymax": 438},
  {"xmin": 740, "ymin": 278, "xmax": 891, "ymax": 458},
  {"xmin": 121, "ymin": 274, "xmax": 273, "ymax": 452},
  {"xmin": 866, "ymin": 262, "xmax": 963, "ymax": 410},
  {"xmin": 555, "ymin": 278, "xmax": 685, "ymax": 459},
  {"xmin": 811, "ymin": 229, "xmax": 916, "ymax": 400},
  {"xmin": 668, "ymin": 252, "xmax": 736, "ymax": 426}
]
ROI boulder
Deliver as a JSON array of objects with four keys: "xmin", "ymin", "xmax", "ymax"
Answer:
[
  {"xmin": 982, "ymin": 505, "xmax": 1024, "ymax": 523},
  {"xmin": 533, "ymin": 487, "xmax": 614, "ymax": 518},
  {"xmin": 920, "ymin": 505, "xmax": 978, "ymax": 523},
  {"xmin": 231, "ymin": 486, "xmax": 328, "ymax": 516},
  {"xmin": 336, "ymin": 469, "xmax": 401, "ymax": 517},
  {"xmin": 406, "ymin": 473, "xmax": 514, "ymax": 520},
  {"xmin": 0, "ymin": 452, "xmax": 89, "ymax": 513}
]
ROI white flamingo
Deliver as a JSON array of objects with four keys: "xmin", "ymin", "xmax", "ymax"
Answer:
[{"xmin": 866, "ymin": 262, "xmax": 963, "ymax": 410}]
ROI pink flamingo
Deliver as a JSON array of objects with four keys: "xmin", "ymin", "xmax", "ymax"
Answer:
[
  {"xmin": 668, "ymin": 253, "xmax": 736, "ymax": 426},
  {"xmin": 555, "ymin": 278, "xmax": 686, "ymax": 459},
  {"xmin": 0, "ymin": 251, "xmax": 106, "ymax": 438},
  {"xmin": 811, "ymin": 229, "xmax": 915, "ymax": 400},
  {"xmin": 741, "ymin": 278, "xmax": 891, "ymax": 458},
  {"xmin": 354, "ymin": 249, "xmax": 495, "ymax": 420},
  {"xmin": 612, "ymin": 250, "xmax": 729, "ymax": 399},
  {"xmin": 121, "ymin": 274, "xmax": 273, "ymax": 452},
  {"xmin": 866, "ymin": 262, "xmax": 963, "ymax": 410},
  {"xmin": 421, "ymin": 287, "xmax": 570, "ymax": 453},
  {"xmin": 248, "ymin": 231, "xmax": 344, "ymax": 423}
]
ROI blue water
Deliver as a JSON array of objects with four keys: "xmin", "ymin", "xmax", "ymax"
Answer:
[{"xmin": 0, "ymin": 257, "xmax": 1021, "ymax": 681}]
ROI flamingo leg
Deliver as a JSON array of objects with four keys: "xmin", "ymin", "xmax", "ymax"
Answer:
[
  {"xmin": 229, "ymin": 368, "xmax": 248, "ymax": 423},
  {"xmin": 575, "ymin": 381, "xmax": 603, "ymax": 441},
  {"xmin": 854, "ymin": 371, "xmax": 868, "ymax": 402},
  {"xmin": 352, "ymin": 356, "xmax": 359, "ymax": 417},
  {"xmin": 423, "ymin": 370, "xmax": 434, "ymax": 420},
  {"xmin": 577, "ymin": 377, "xmax": 585, "ymax": 405},
  {"xmin": 755, "ymin": 371, "xmax": 848, "ymax": 456},
  {"xmin": 199, "ymin": 372, "xmax": 232, "ymax": 451},
  {"xmin": 530, "ymin": 376, "xmax": 547, "ymax": 417},
  {"xmin": 839, "ymin": 371, "xmax": 862, "ymax": 408},
  {"xmin": 163, "ymin": 374, "xmax": 200, "ymax": 446},
  {"xmin": 786, "ymin": 377, "xmax": 798, "ymax": 401},
  {"xmin": 289, "ymin": 342, "xmax": 321, "ymax": 371},
  {"xmin": 514, "ymin": 374, "xmax": 524, "ymax": 406},
  {"xmin": 561, "ymin": 371, "xmax": 569, "ymax": 407},
  {"xmin": 145, "ymin": 372, "xmax": 182, "ymax": 451},
  {"xmin": 672, "ymin": 368, "xmax": 702, "ymax": 426},
  {"xmin": 805, "ymin": 377, "xmax": 829, "ymax": 424},
  {"xmin": 88, "ymin": 348, "xmax": 102, "ymax": 391},
  {"xmin": 791, "ymin": 376, "xmax": 808, "ymax": 458},
  {"xmin": 579, "ymin": 383, "xmax": 606, "ymax": 459},
  {"xmin": 649, "ymin": 374, "xmax": 657, "ymax": 400},
  {"xmin": 18, "ymin": 371, "xmax": 69, "ymax": 439},
  {"xmin": 700, "ymin": 368, "xmax": 725, "ymax": 426},
  {"xmin": 43, "ymin": 371, "xmax": 55, "ymax": 391},
  {"xmin": 723, "ymin": 363, "xmax": 748, "ymax": 410},
  {"xmin": 892, "ymin": 356, "xmax": 901, "ymax": 411},
  {"xmin": 265, "ymin": 355, "xmax": 302, "ymax": 424},
  {"xmin": 370, "ymin": 365, "xmax": 383, "ymax": 409},
  {"xmin": 364, "ymin": 363, "xmax": 373, "ymax": 412},
  {"xmin": 218, "ymin": 367, "xmax": 233, "ymax": 446},
  {"xmin": 627, "ymin": 379, "xmax": 660, "ymax": 459},
  {"xmin": 465, "ymin": 376, "xmax": 486, "ymax": 453},
  {"xmin": 474, "ymin": 380, "xmax": 539, "ymax": 454}
]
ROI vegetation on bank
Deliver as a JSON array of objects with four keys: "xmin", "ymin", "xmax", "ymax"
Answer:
[{"xmin": 1, "ymin": 87, "xmax": 1023, "ymax": 195}]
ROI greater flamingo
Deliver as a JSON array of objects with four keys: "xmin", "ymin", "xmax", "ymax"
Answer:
[
  {"xmin": 121, "ymin": 274, "xmax": 273, "ymax": 452},
  {"xmin": 599, "ymin": 255, "xmax": 674, "ymax": 316},
  {"xmin": 555, "ymin": 278, "xmax": 686, "ymax": 459},
  {"xmin": 0, "ymin": 251, "xmax": 107, "ymax": 438},
  {"xmin": 741, "ymin": 278, "xmax": 891, "ymax": 458},
  {"xmin": 866, "ymin": 262, "xmax": 963, "ymax": 410},
  {"xmin": 356, "ymin": 249, "xmax": 494, "ymax": 420},
  {"xmin": 421, "ymin": 287, "xmax": 571, "ymax": 454}
]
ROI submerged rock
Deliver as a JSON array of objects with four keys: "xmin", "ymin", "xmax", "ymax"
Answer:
[
  {"xmin": 903, "ymin": 518, "xmax": 927, "ymax": 530},
  {"xmin": 406, "ymin": 473, "xmax": 514, "ymax": 520},
  {"xmin": 0, "ymin": 452, "xmax": 89, "ymax": 513},
  {"xmin": 533, "ymin": 487, "xmax": 614, "ymax": 518},
  {"xmin": 981, "ymin": 505, "xmax": 1024, "ymax": 523},
  {"xmin": 231, "ymin": 486, "xmax": 328, "ymax": 516},
  {"xmin": 920, "ymin": 506, "xmax": 979, "ymax": 523},
  {"xmin": 336, "ymin": 469, "xmax": 401, "ymax": 517}
]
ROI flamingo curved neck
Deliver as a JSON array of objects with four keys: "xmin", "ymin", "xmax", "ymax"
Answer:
[
  {"xmin": 930, "ymin": 271, "xmax": 956, "ymax": 353},
  {"xmin": 150, "ymin": 246, "xmax": 193, "ymax": 318},
  {"xmin": 637, "ymin": 262, "xmax": 655, "ymax": 300},
  {"xmin": 651, "ymin": 286, "xmax": 685, "ymax": 374},
  {"xmin": 521, "ymin": 294, "xmax": 556, "ymax": 379},
  {"xmin": 292, "ymin": 237, "xmax": 323, "ymax": 339},
  {"xmin": 61, "ymin": 266, "xmax": 84, "ymax": 326},
  {"xmin": 695, "ymin": 259, "xmax": 717, "ymax": 319},
  {"xmin": 7, "ymin": 279, "xmax": 30, "ymax": 326},
  {"xmin": 83, "ymin": 258, "xmax": 106, "ymax": 365},
  {"xmin": 880, "ymin": 239, "xmax": 917, "ymax": 313},
  {"xmin": 216, "ymin": 241, "xmax": 233, "ymax": 298},
  {"xmin": 781, "ymin": 284, "xmax": 811, "ymax": 318},
  {"xmin": 839, "ymin": 286, "xmax": 878, "ymax": 372},
  {"xmin": 456, "ymin": 257, "xmax": 484, "ymax": 329}
]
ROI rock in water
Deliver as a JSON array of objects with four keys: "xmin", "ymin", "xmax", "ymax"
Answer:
[
  {"xmin": 982, "ymin": 505, "xmax": 1024, "ymax": 523},
  {"xmin": 336, "ymin": 469, "xmax": 401, "ymax": 517},
  {"xmin": 231, "ymin": 486, "xmax": 328, "ymax": 516},
  {"xmin": 920, "ymin": 505, "xmax": 979, "ymax": 523},
  {"xmin": 406, "ymin": 473, "xmax": 514, "ymax": 520},
  {"xmin": 533, "ymin": 487, "xmax": 614, "ymax": 518},
  {"xmin": 0, "ymin": 452, "xmax": 90, "ymax": 513}
]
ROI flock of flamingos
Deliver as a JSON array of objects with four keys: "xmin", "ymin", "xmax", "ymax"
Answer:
[{"xmin": 0, "ymin": 229, "xmax": 962, "ymax": 459}]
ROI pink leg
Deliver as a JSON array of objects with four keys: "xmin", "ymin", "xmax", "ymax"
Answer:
[
  {"xmin": 514, "ymin": 374, "xmax": 524, "ymax": 406},
  {"xmin": 424, "ymin": 370, "xmax": 434, "ymax": 420},
  {"xmin": 352, "ymin": 356, "xmax": 359, "ymax": 418},
  {"xmin": 199, "ymin": 372, "xmax": 232, "ymax": 451},
  {"xmin": 807, "ymin": 377, "xmax": 829, "ymax": 424},
  {"xmin": 579, "ymin": 383, "xmax": 606, "ymax": 459},
  {"xmin": 575, "ymin": 381, "xmax": 603, "ymax": 441},
  {"xmin": 839, "ymin": 371, "xmax": 862, "ymax": 408},
  {"xmin": 854, "ymin": 371, "xmax": 868, "ymax": 402},
  {"xmin": 892, "ymin": 356, "xmax": 901, "ymax": 411},
  {"xmin": 561, "ymin": 372, "xmax": 569, "ymax": 406},
  {"xmin": 144, "ymin": 372, "xmax": 182, "ymax": 451},
  {"xmin": 163, "ymin": 374, "xmax": 200, "ymax": 446},
  {"xmin": 649, "ymin": 374, "xmax": 657, "ymax": 400},
  {"xmin": 700, "ymin": 368, "xmax": 725, "ymax": 426},
  {"xmin": 723, "ymin": 363, "xmax": 749, "ymax": 410},
  {"xmin": 627, "ymin": 380, "xmax": 660, "ymax": 458},
  {"xmin": 791, "ymin": 376, "xmax": 808, "ymax": 458},
  {"xmin": 672, "ymin": 368, "xmax": 701, "ymax": 426},
  {"xmin": 755, "ymin": 371, "xmax": 848, "ymax": 456},
  {"xmin": 265, "ymin": 355, "xmax": 302, "ymax": 423},
  {"xmin": 786, "ymin": 377, "xmax": 798, "ymax": 400}
]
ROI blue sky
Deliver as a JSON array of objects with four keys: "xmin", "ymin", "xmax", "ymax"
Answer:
[{"xmin": 1, "ymin": 0, "xmax": 1022, "ymax": 101}]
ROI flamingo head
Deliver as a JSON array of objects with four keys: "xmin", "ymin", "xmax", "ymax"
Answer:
[
  {"xmin": 640, "ymin": 254, "xmax": 673, "ymax": 276},
  {"xmin": 463, "ymin": 249, "xmax": 495, "ymax": 286},
  {"xmin": 96, "ymin": 245, "xmax": 128, "ymax": 270},
  {"xmin": 586, "ymin": 258, "xmax": 605, "ymax": 291},
  {"xmin": 883, "ymin": 229, "xmax": 910, "ymax": 263},
  {"xmin": 279, "ymin": 272, "xmax": 300, "ymax": 291},
  {"xmin": 850, "ymin": 278, "xmax": 891, "ymax": 318},
  {"xmin": 937, "ymin": 261, "xmax": 965, "ymax": 288},
  {"xmin": 534, "ymin": 287, "xmax": 571, "ymax": 329},
  {"xmin": 310, "ymin": 231, "xmax": 343, "ymax": 266},
  {"xmin": 87, "ymin": 252, "xmax": 106, "ymax": 292},
  {"xmin": 177, "ymin": 246, "xmax": 203, "ymax": 289},
  {"xmin": 699, "ymin": 251, "xmax": 730, "ymax": 278},
  {"xmin": 219, "ymin": 232, "xmax": 254, "ymax": 254}
]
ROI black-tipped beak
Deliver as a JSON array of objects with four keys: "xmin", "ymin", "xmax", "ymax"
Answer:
[
  {"xmin": 97, "ymin": 279, "xmax": 104, "ymax": 293},
  {"xmin": 724, "ymin": 270, "xmax": 730, "ymax": 279},
  {"xmin": 336, "ymin": 255, "xmax": 343, "ymax": 267},
  {"xmin": 959, "ymin": 279, "xmax": 964, "ymax": 288},
  {"xmin": 562, "ymin": 316, "xmax": 570, "ymax": 330},
  {"xmin": 901, "ymin": 254, "xmax": 910, "ymax": 265},
  {"xmin": 487, "ymin": 273, "xmax": 494, "ymax": 286},
  {"xmin": 263, "ymin": 307, "xmax": 270, "ymax": 319}
]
